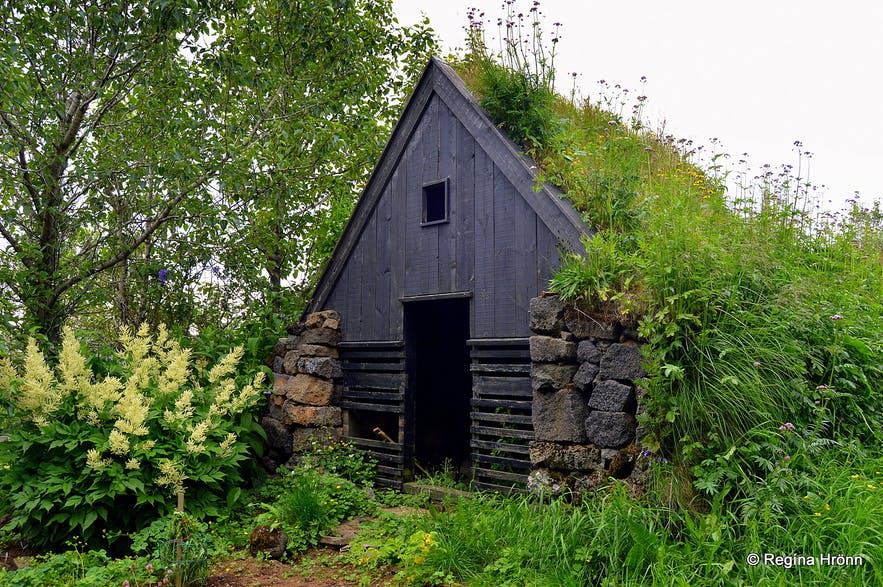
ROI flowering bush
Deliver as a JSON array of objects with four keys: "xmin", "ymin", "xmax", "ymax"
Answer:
[{"xmin": 0, "ymin": 324, "xmax": 267, "ymax": 549}]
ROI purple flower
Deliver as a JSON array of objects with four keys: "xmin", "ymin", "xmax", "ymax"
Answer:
[
  {"xmin": 829, "ymin": 314, "xmax": 843, "ymax": 320},
  {"xmin": 157, "ymin": 269, "xmax": 169, "ymax": 284},
  {"xmin": 778, "ymin": 422, "xmax": 796, "ymax": 431},
  {"xmin": 123, "ymin": 581, "xmax": 130, "ymax": 587},
  {"xmin": 784, "ymin": 455, "xmax": 791, "ymax": 461},
  {"xmin": 263, "ymin": 390, "xmax": 272, "ymax": 396},
  {"xmin": 814, "ymin": 400, "xmax": 821, "ymax": 405},
  {"xmin": 146, "ymin": 563, "xmax": 153, "ymax": 571},
  {"xmin": 753, "ymin": 361, "xmax": 761, "ymax": 367},
  {"xmin": 212, "ymin": 265, "xmax": 220, "ymax": 275},
  {"xmin": 816, "ymin": 384, "xmax": 829, "ymax": 390}
]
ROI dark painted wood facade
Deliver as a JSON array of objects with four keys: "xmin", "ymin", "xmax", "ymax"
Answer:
[{"xmin": 304, "ymin": 58, "xmax": 590, "ymax": 489}]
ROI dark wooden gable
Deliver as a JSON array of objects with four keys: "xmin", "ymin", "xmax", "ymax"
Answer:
[{"xmin": 306, "ymin": 57, "xmax": 589, "ymax": 341}]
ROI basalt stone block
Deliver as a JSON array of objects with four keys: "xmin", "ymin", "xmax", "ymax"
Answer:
[
  {"xmin": 577, "ymin": 340, "xmax": 602, "ymax": 364},
  {"xmin": 282, "ymin": 403, "xmax": 342, "ymax": 427},
  {"xmin": 588, "ymin": 380, "xmax": 636, "ymax": 412},
  {"xmin": 304, "ymin": 310, "xmax": 341, "ymax": 331},
  {"xmin": 529, "ymin": 296, "xmax": 565, "ymax": 334},
  {"xmin": 585, "ymin": 411, "xmax": 636, "ymax": 448},
  {"xmin": 273, "ymin": 372, "xmax": 293, "ymax": 395},
  {"xmin": 298, "ymin": 343, "xmax": 339, "ymax": 358},
  {"xmin": 283, "ymin": 350, "xmax": 301, "ymax": 374},
  {"xmin": 297, "ymin": 357, "xmax": 343, "ymax": 380},
  {"xmin": 531, "ymin": 363, "xmax": 577, "ymax": 392},
  {"xmin": 533, "ymin": 388, "xmax": 588, "ymax": 442},
  {"xmin": 272, "ymin": 356, "xmax": 284, "ymax": 374},
  {"xmin": 249, "ymin": 525, "xmax": 288, "ymax": 560},
  {"xmin": 529, "ymin": 335, "xmax": 576, "ymax": 363},
  {"xmin": 599, "ymin": 343, "xmax": 646, "ymax": 380},
  {"xmin": 289, "ymin": 374, "xmax": 335, "ymax": 406},
  {"xmin": 299, "ymin": 327, "xmax": 341, "ymax": 347},
  {"xmin": 285, "ymin": 322, "xmax": 305, "ymax": 336},
  {"xmin": 529, "ymin": 441, "xmax": 601, "ymax": 471},
  {"xmin": 260, "ymin": 416, "xmax": 292, "ymax": 452},
  {"xmin": 573, "ymin": 361, "xmax": 599, "ymax": 391},
  {"xmin": 563, "ymin": 308, "xmax": 622, "ymax": 340},
  {"xmin": 273, "ymin": 337, "xmax": 288, "ymax": 356}
]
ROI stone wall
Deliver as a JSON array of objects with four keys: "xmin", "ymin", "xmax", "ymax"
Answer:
[
  {"xmin": 527, "ymin": 294, "xmax": 647, "ymax": 494},
  {"xmin": 261, "ymin": 310, "xmax": 343, "ymax": 469}
]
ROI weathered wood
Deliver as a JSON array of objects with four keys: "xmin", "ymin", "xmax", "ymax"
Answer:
[
  {"xmin": 472, "ymin": 144, "xmax": 494, "ymax": 337},
  {"xmin": 422, "ymin": 96, "xmax": 440, "ymax": 293},
  {"xmin": 345, "ymin": 436, "xmax": 404, "ymax": 451},
  {"xmin": 404, "ymin": 110, "xmax": 425, "ymax": 296},
  {"xmin": 472, "ymin": 375, "xmax": 532, "ymax": 395},
  {"xmin": 400, "ymin": 291, "xmax": 471, "ymax": 302},
  {"xmin": 339, "ymin": 340, "xmax": 405, "ymax": 349},
  {"xmin": 470, "ymin": 425, "xmax": 535, "ymax": 440},
  {"xmin": 376, "ymin": 465, "xmax": 403, "ymax": 478},
  {"xmin": 513, "ymin": 190, "xmax": 537, "ymax": 337},
  {"xmin": 437, "ymin": 99, "xmax": 455, "ymax": 292},
  {"xmin": 471, "ymin": 467, "xmax": 528, "ymax": 483},
  {"xmin": 471, "ymin": 412, "xmax": 533, "ymax": 425},
  {"xmin": 536, "ymin": 220, "xmax": 560, "ymax": 293},
  {"xmin": 473, "ymin": 453, "xmax": 532, "ymax": 470},
  {"xmin": 390, "ymin": 167, "xmax": 405, "ymax": 338},
  {"xmin": 344, "ymin": 371, "xmax": 403, "ymax": 390},
  {"xmin": 469, "ymin": 363, "xmax": 531, "ymax": 374},
  {"xmin": 493, "ymin": 165, "xmax": 517, "ymax": 336},
  {"xmin": 454, "ymin": 117, "xmax": 474, "ymax": 293},
  {"xmin": 342, "ymin": 362, "xmax": 405, "ymax": 372},
  {"xmin": 374, "ymin": 183, "xmax": 392, "ymax": 340},
  {"xmin": 468, "ymin": 337, "xmax": 531, "ymax": 346},
  {"xmin": 470, "ymin": 439, "xmax": 530, "ymax": 455},
  {"xmin": 341, "ymin": 401, "xmax": 403, "ymax": 414},
  {"xmin": 340, "ymin": 389, "xmax": 403, "ymax": 402},
  {"xmin": 471, "ymin": 398, "xmax": 533, "ymax": 410}
]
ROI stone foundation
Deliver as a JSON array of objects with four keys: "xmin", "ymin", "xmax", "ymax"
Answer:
[
  {"xmin": 261, "ymin": 310, "xmax": 343, "ymax": 469},
  {"xmin": 527, "ymin": 294, "xmax": 648, "ymax": 494}
]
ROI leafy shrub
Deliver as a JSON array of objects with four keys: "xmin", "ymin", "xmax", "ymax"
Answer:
[
  {"xmin": 253, "ymin": 466, "xmax": 376, "ymax": 555},
  {"xmin": 295, "ymin": 438, "xmax": 377, "ymax": 487},
  {"xmin": 0, "ymin": 324, "xmax": 267, "ymax": 550},
  {"xmin": 0, "ymin": 548, "xmax": 164, "ymax": 587}
]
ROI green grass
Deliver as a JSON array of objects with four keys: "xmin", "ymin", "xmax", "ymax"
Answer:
[{"xmin": 348, "ymin": 450, "xmax": 883, "ymax": 585}]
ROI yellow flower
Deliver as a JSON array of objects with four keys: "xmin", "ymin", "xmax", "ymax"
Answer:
[
  {"xmin": 868, "ymin": 484, "xmax": 877, "ymax": 491},
  {"xmin": 851, "ymin": 474, "xmax": 861, "ymax": 479},
  {"xmin": 108, "ymin": 429, "xmax": 130, "ymax": 455},
  {"xmin": 814, "ymin": 512, "xmax": 821, "ymax": 517},
  {"xmin": 126, "ymin": 458, "xmax": 141, "ymax": 470},
  {"xmin": 824, "ymin": 504, "xmax": 831, "ymax": 511}
]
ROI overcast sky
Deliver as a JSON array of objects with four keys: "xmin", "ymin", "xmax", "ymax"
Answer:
[{"xmin": 392, "ymin": 0, "xmax": 883, "ymax": 211}]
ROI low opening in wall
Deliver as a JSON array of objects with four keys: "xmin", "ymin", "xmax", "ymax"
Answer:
[{"xmin": 347, "ymin": 410, "xmax": 399, "ymax": 443}]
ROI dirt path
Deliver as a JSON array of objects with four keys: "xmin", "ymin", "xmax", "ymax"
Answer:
[{"xmin": 207, "ymin": 548, "xmax": 394, "ymax": 587}]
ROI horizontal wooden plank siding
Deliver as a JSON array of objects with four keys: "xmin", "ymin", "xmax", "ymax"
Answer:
[
  {"xmin": 469, "ymin": 338, "xmax": 533, "ymax": 490},
  {"xmin": 340, "ymin": 341, "xmax": 406, "ymax": 488}
]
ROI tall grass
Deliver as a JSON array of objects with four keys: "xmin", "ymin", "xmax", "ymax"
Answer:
[
  {"xmin": 452, "ymin": 3, "xmax": 882, "ymax": 507},
  {"xmin": 350, "ymin": 450, "xmax": 883, "ymax": 585}
]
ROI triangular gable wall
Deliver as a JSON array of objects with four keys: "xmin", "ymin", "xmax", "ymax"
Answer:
[{"xmin": 306, "ymin": 57, "xmax": 590, "ymax": 340}]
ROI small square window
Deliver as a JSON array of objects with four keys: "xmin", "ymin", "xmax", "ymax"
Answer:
[{"xmin": 422, "ymin": 179, "xmax": 449, "ymax": 225}]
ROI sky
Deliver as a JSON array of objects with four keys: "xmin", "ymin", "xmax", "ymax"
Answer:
[{"xmin": 392, "ymin": 0, "xmax": 883, "ymax": 211}]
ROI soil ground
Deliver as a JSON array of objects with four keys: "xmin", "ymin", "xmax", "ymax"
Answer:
[{"xmin": 206, "ymin": 547, "xmax": 394, "ymax": 587}]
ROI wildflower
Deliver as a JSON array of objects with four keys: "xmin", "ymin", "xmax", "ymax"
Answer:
[
  {"xmin": 752, "ymin": 361, "xmax": 761, "ymax": 367},
  {"xmin": 126, "ymin": 458, "xmax": 141, "ymax": 470},
  {"xmin": 825, "ymin": 504, "xmax": 831, "ymax": 511},
  {"xmin": 816, "ymin": 384, "xmax": 829, "ymax": 390},
  {"xmin": 108, "ymin": 429, "xmax": 130, "ymax": 455},
  {"xmin": 123, "ymin": 580, "xmax": 130, "ymax": 587},
  {"xmin": 829, "ymin": 314, "xmax": 843, "ymax": 320},
  {"xmin": 784, "ymin": 455, "xmax": 791, "ymax": 461},
  {"xmin": 814, "ymin": 512, "xmax": 822, "ymax": 517},
  {"xmin": 868, "ymin": 484, "xmax": 877, "ymax": 491},
  {"xmin": 156, "ymin": 459, "xmax": 187, "ymax": 494},
  {"xmin": 86, "ymin": 449, "xmax": 112, "ymax": 469},
  {"xmin": 851, "ymin": 474, "xmax": 861, "ymax": 479},
  {"xmin": 157, "ymin": 269, "xmax": 169, "ymax": 284},
  {"xmin": 146, "ymin": 564, "xmax": 153, "ymax": 571},
  {"xmin": 778, "ymin": 422, "xmax": 796, "ymax": 431}
]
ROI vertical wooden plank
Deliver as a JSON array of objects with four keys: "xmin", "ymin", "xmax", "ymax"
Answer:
[
  {"xmin": 437, "ymin": 100, "xmax": 455, "ymax": 292},
  {"xmin": 536, "ymin": 221, "xmax": 560, "ymax": 294},
  {"xmin": 375, "ymin": 181, "xmax": 392, "ymax": 340},
  {"xmin": 390, "ymin": 167, "xmax": 405, "ymax": 339},
  {"xmin": 347, "ymin": 233, "xmax": 364, "ymax": 340},
  {"xmin": 493, "ymin": 166, "xmax": 516, "ymax": 337},
  {"xmin": 473, "ymin": 145, "xmax": 495, "ymax": 337},
  {"xmin": 403, "ymin": 117, "xmax": 423, "ymax": 296},
  {"xmin": 334, "ymin": 269, "xmax": 350, "ymax": 340},
  {"xmin": 421, "ymin": 96, "xmax": 440, "ymax": 293},
  {"xmin": 359, "ymin": 211, "xmax": 378, "ymax": 340},
  {"xmin": 514, "ymin": 196, "xmax": 538, "ymax": 337},
  {"xmin": 455, "ymin": 118, "xmax": 475, "ymax": 296}
]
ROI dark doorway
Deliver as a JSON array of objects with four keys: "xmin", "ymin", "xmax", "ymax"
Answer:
[{"xmin": 404, "ymin": 298, "xmax": 471, "ymax": 478}]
